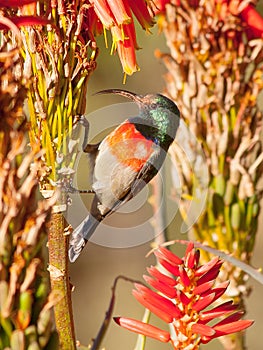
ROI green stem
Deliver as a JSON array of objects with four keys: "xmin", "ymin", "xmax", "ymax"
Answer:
[{"xmin": 48, "ymin": 206, "xmax": 76, "ymax": 350}]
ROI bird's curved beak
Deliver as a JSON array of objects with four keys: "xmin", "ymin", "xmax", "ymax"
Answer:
[{"xmin": 95, "ymin": 89, "xmax": 143, "ymax": 103}]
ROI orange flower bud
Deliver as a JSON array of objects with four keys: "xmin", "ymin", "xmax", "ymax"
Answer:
[{"xmin": 114, "ymin": 317, "xmax": 171, "ymax": 343}]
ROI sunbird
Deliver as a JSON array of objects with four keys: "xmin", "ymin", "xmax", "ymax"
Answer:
[{"xmin": 69, "ymin": 89, "xmax": 180, "ymax": 262}]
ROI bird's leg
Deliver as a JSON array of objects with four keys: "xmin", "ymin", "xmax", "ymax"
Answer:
[
  {"xmin": 66, "ymin": 115, "xmax": 99, "ymax": 194},
  {"xmin": 63, "ymin": 115, "xmax": 95, "ymax": 194},
  {"xmin": 74, "ymin": 114, "xmax": 90, "ymax": 151},
  {"xmin": 75, "ymin": 115, "xmax": 100, "ymax": 154}
]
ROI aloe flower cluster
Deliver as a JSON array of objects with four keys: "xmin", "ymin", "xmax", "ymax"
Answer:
[
  {"xmin": 90, "ymin": 0, "xmax": 156, "ymax": 76},
  {"xmin": 154, "ymin": 0, "xmax": 263, "ymax": 314},
  {"xmin": 115, "ymin": 243, "xmax": 253, "ymax": 349},
  {"xmin": 1, "ymin": 0, "xmax": 156, "ymax": 77},
  {"xmin": 0, "ymin": 15, "xmax": 58, "ymax": 349}
]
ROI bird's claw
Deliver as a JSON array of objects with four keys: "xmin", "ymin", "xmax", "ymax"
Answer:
[
  {"xmin": 79, "ymin": 115, "xmax": 90, "ymax": 151},
  {"xmin": 65, "ymin": 185, "xmax": 94, "ymax": 194},
  {"xmin": 77, "ymin": 115, "xmax": 90, "ymax": 128},
  {"xmin": 61, "ymin": 177, "xmax": 94, "ymax": 194}
]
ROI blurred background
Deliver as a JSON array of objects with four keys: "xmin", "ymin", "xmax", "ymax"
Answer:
[{"xmin": 69, "ymin": 24, "xmax": 263, "ymax": 350}]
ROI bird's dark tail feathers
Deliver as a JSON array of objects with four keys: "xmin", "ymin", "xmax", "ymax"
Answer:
[{"xmin": 68, "ymin": 214, "xmax": 100, "ymax": 262}]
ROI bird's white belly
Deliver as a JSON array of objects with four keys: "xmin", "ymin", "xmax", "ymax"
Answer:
[{"xmin": 92, "ymin": 142, "xmax": 138, "ymax": 215}]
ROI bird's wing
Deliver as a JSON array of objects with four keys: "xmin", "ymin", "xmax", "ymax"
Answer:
[{"xmin": 117, "ymin": 144, "xmax": 163, "ymax": 204}]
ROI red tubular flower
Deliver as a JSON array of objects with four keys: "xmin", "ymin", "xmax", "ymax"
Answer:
[
  {"xmin": 153, "ymin": 0, "xmax": 173, "ymax": 14},
  {"xmin": 131, "ymin": 290, "xmax": 172, "ymax": 323},
  {"xmin": 114, "ymin": 317, "xmax": 171, "ymax": 343},
  {"xmin": 112, "ymin": 22, "xmax": 139, "ymax": 76},
  {"xmin": 201, "ymin": 313, "xmax": 254, "ymax": 343},
  {"xmin": 0, "ymin": 0, "xmax": 37, "ymax": 7},
  {"xmin": 155, "ymin": 246, "xmax": 183, "ymax": 265},
  {"xmin": 0, "ymin": 0, "xmax": 50, "ymax": 30},
  {"xmin": 106, "ymin": 0, "xmax": 131, "ymax": 26},
  {"xmin": 192, "ymin": 279, "xmax": 214, "ymax": 295},
  {"xmin": 90, "ymin": 0, "xmax": 116, "ymax": 29},
  {"xmin": 114, "ymin": 243, "xmax": 254, "ymax": 349},
  {"xmin": 240, "ymin": 4, "xmax": 263, "ymax": 38},
  {"xmin": 0, "ymin": 16, "xmax": 51, "ymax": 30},
  {"xmin": 147, "ymin": 265, "xmax": 177, "ymax": 286},
  {"xmin": 88, "ymin": 0, "xmax": 155, "ymax": 76},
  {"xmin": 158, "ymin": 257, "xmax": 180, "ymax": 276},
  {"xmin": 127, "ymin": 0, "xmax": 155, "ymax": 31},
  {"xmin": 199, "ymin": 300, "xmax": 237, "ymax": 323},
  {"xmin": 143, "ymin": 274, "xmax": 177, "ymax": 299}
]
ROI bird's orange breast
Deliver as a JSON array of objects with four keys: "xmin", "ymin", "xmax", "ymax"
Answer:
[{"xmin": 105, "ymin": 121, "xmax": 154, "ymax": 172}]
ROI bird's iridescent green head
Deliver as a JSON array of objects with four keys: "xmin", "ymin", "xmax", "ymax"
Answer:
[
  {"xmin": 138, "ymin": 93, "xmax": 180, "ymax": 118},
  {"xmin": 95, "ymin": 89, "xmax": 180, "ymax": 149}
]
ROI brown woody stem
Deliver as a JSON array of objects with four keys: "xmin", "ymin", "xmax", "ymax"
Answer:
[
  {"xmin": 48, "ymin": 208, "xmax": 76, "ymax": 350},
  {"xmin": 91, "ymin": 276, "xmax": 145, "ymax": 350}
]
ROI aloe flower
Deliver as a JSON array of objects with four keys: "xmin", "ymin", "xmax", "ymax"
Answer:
[
  {"xmin": 114, "ymin": 243, "xmax": 253, "ymax": 349},
  {"xmin": 0, "ymin": 0, "xmax": 49, "ymax": 29},
  {"xmin": 90, "ymin": 0, "xmax": 155, "ymax": 75},
  {"xmin": 0, "ymin": 0, "xmax": 36, "ymax": 6}
]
